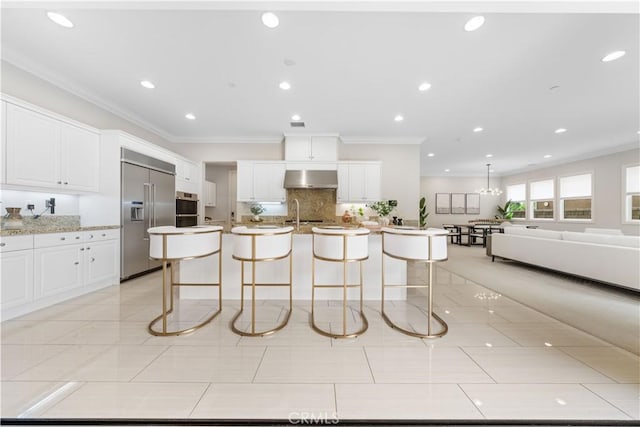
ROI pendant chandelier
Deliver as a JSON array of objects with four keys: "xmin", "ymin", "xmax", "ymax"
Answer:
[{"xmin": 477, "ymin": 163, "xmax": 503, "ymax": 196}]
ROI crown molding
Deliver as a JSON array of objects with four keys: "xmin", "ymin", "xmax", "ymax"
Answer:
[
  {"xmin": 2, "ymin": 47, "xmax": 178, "ymax": 143},
  {"xmin": 173, "ymin": 136, "xmax": 284, "ymax": 144},
  {"xmin": 341, "ymin": 136, "xmax": 426, "ymax": 145}
]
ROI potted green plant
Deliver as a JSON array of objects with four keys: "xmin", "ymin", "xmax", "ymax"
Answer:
[
  {"xmin": 495, "ymin": 200, "xmax": 524, "ymax": 221},
  {"xmin": 419, "ymin": 197, "xmax": 429, "ymax": 229},
  {"xmin": 250, "ymin": 204, "xmax": 265, "ymax": 222},
  {"xmin": 368, "ymin": 201, "xmax": 394, "ymax": 225}
]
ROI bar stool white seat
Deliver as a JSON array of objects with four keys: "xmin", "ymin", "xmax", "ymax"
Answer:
[
  {"xmin": 311, "ymin": 226, "xmax": 370, "ymax": 338},
  {"xmin": 381, "ymin": 227, "xmax": 449, "ymax": 338},
  {"xmin": 231, "ymin": 226, "xmax": 294, "ymax": 336},
  {"xmin": 147, "ymin": 225, "xmax": 223, "ymax": 336}
]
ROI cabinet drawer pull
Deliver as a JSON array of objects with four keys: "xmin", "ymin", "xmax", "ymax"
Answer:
[
  {"xmin": 57, "ymin": 181, "xmax": 62, "ymax": 184},
  {"xmin": 60, "ymin": 237, "xmax": 66, "ymax": 240},
  {"xmin": 80, "ymin": 248, "xmax": 85, "ymax": 251},
  {"xmin": 102, "ymin": 233, "xmax": 106, "ymax": 237},
  {"xmin": 64, "ymin": 182, "xmax": 68, "ymax": 185},
  {"xmin": 0, "ymin": 243, "xmax": 5, "ymax": 247},
  {"xmin": 75, "ymin": 236, "xmax": 80, "ymax": 239},
  {"xmin": 86, "ymin": 247, "xmax": 91, "ymax": 250},
  {"xmin": 91, "ymin": 257, "xmax": 95, "ymax": 263},
  {"xmin": 89, "ymin": 234, "xmax": 94, "ymax": 239},
  {"xmin": 74, "ymin": 261, "xmax": 80, "ymax": 265}
]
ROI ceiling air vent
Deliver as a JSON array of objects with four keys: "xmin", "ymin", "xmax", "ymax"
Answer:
[{"xmin": 290, "ymin": 121, "xmax": 305, "ymax": 128}]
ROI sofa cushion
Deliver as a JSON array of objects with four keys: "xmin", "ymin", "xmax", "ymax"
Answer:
[
  {"xmin": 584, "ymin": 227, "xmax": 624, "ymax": 236},
  {"xmin": 562, "ymin": 231, "xmax": 640, "ymax": 248},
  {"xmin": 503, "ymin": 227, "xmax": 563, "ymax": 240}
]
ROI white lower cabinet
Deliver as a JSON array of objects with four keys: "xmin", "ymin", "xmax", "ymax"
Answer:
[
  {"xmin": 84, "ymin": 240, "xmax": 119, "ymax": 287},
  {"xmin": 34, "ymin": 244, "xmax": 84, "ymax": 298},
  {"xmin": 1, "ymin": 230, "xmax": 119, "ymax": 320},
  {"xmin": 1, "ymin": 249, "xmax": 34, "ymax": 310}
]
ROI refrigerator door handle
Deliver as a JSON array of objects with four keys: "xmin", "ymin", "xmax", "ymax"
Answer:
[
  {"xmin": 152, "ymin": 183, "xmax": 157, "ymax": 227},
  {"xmin": 143, "ymin": 183, "xmax": 152, "ymax": 239}
]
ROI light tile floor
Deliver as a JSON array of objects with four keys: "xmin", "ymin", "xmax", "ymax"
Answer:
[{"xmin": 1, "ymin": 259, "xmax": 639, "ymax": 422}]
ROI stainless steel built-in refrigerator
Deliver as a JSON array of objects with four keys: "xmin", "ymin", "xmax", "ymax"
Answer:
[{"xmin": 120, "ymin": 148, "xmax": 176, "ymax": 280}]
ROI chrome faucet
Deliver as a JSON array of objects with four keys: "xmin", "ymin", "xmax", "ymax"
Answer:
[{"xmin": 293, "ymin": 198, "xmax": 300, "ymax": 231}]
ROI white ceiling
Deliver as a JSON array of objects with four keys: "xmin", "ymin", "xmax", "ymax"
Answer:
[{"xmin": 1, "ymin": 1, "xmax": 638, "ymax": 176}]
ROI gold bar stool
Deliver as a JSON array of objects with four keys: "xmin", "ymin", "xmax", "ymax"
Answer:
[
  {"xmin": 311, "ymin": 226, "xmax": 370, "ymax": 338},
  {"xmin": 381, "ymin": 227, "xmax": 449, "ymax": 338},
  {"xmin": 147, "ymin": 225, "xmax": 223, "ymax": 337},
  {"xmin": 230, "ymin": 226, "xmax": 294, "ymax": 337}
]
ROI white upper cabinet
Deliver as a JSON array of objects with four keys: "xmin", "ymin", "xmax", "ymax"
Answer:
[
  {"xmin": 5, "ymin": 103, "xmax": 99, "ymax": 192},
  {"xmin": 284, "ymin": 135, "xmax": 338, "ymax": 161},
  {"xmin": 175, "ymin": 159, "xmax": 200, "ymax": 193},
  {"xmin": 237, "ymin": 161, "xmax": 286, "ymax": 202},
  {"xmin": 336, "ymin": 161, "xmax": 381, "ymax": 203},
  {"xmin": 204, "ymin": 180, "xmax": 217, "ymax": 207}
]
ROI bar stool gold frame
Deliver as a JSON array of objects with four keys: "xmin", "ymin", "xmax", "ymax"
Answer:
[
  {"xmin": 311, "ymin": 230, "xmax": 369, "ymax": 338},
  {"xmin": 230, "ymin": 229, "xmax": 293, "ymax": 337},
  {"xmin": 381, "ymin": 230, "xmax": 448, "ymax": 339},
  {"xmin": 147, "ymin": 228, "xmax": 223, "ymax": 337}
]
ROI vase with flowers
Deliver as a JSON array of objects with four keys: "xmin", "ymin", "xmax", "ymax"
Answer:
[{"xmin": 368, "ymin": 201, "xmax": 394, "ymax": 226}]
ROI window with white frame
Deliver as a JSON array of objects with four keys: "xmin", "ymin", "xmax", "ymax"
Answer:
[
  {"xmin": 505, "ymin": 183, "xmax": 526, "ymax": 219},
  {"xmin": 559, "ymin": 173, "xmax": 592, "ymax": 220},
  {"xmin": 529, "ymin": 179, "xmax": 554, "ymax": 220},
  {"xmin": 625, "ymin": 165, "xmax": 640, "ymax": 222}
]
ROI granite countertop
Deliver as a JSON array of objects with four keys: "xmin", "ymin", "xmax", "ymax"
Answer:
[{"xmin": 1, "ymin": 225, "xmax": 120, "ymax": 237}]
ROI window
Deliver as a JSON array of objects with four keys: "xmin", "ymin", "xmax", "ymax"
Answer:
[
  {"xmin": 529, "ymin": 179, "xmax": 554, "ymax": 220},
  {"xmin": 505, "ymin": 183, "xmax": 526, "ymax": 219},
  {"xmin": 625, "ymin": 165, "xmax": 640, "ymax": 222},
  {"xmin": 560, "ymin": 173, "xmax": 592, "ymax": 220}
]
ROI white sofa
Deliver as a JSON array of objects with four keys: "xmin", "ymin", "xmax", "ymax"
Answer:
[{"xmin": 489, "ymin": 227, "xmax": 640, "ymax": 292}]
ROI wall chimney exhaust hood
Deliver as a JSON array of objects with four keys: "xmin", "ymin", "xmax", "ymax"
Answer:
[{"xmin": 283, "ymin": 170, "xmax": 338, "ymax": 189}]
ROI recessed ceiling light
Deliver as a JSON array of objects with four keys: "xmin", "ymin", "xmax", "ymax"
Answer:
[
  {"xmin": 279, "ymin": 81, "xmax": 291, "ymax": 90},
  {"xmin": 544, "ymin": 342, "xmax": 553, "ymax": 347},
  {"xmin": 291, "ymin": 114, "xmax": 301, "ymax": 121},
  {"xmin": 555, "ymin": 398, "xmax": 567, "ymax": 406},
  {"xmin": 261, "ymin": 12, "xmax": 279, "ymax": 29},
  {"xmin": 555, "ymin": 128, "xmax": 567, "ymax": 134},
  {"xmin": 394, "ymin": 115, "xmax": 404, "ymax": 122},
  {"xmin": 549, "ymin": 85, "xmax": 560, "ymax": 91},
  {"xmin": 464, "ymin": 16, "xmax": 485, "ymax": 32},
  {"xmin": 185, "ymin": 113, "xmax": 196, "ymax": 120},
  {"xmin": 601, "ymin": 50, "xmax": 626, "ymax": 62},
  {"xmin": 474, "ymin": 127, "xmax": 483, "ymax": 133},
  {"xmin": 47, "ymin": 11, "xmax": 74, "ymax": 28},
  {"xmin": 140, "ymin": 80, "xmax": 155, "ymax": 89},
  {"xmin": 485, "ymin": 343, "xmax": 493, "ymax": 347},
  {"xmin": 637, "ymin": 130, "xmax": 640, "ymax": 134},
  {"xmin": 544, "ymin": 154, "xmax": 552, "ymax": 158},
  {"xmin": 444, "ymin": 169, "xmax": 451, "ymax": 172},
  {"xmin": 427, "ymin": 153, "xmax": 435, "ymax": 157},
  {"xmin": 485, "ymin": 154, "xmax": 493, "ymax": 158},
  {"xmin": 418, "ymin": 82, "xmax": 432, "ymax": 91}
]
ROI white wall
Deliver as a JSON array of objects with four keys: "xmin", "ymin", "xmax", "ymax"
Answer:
[
  {"xmin": 501, "ymin": 148, "xmax": 640, "ymax": 235},
  {"xmin": 420, "ymin": 177, "xmax": 504, "ymax": 227}
]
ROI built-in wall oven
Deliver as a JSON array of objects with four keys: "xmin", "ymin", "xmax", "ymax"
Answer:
[{"xmin": 176, "ymin": 191, "xmax": 198, "ymax": 227}]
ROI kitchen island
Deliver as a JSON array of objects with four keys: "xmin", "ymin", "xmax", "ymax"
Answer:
[{"xmin": 178, "ymin": 228, "xmax": 406, "ymax": 300}]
